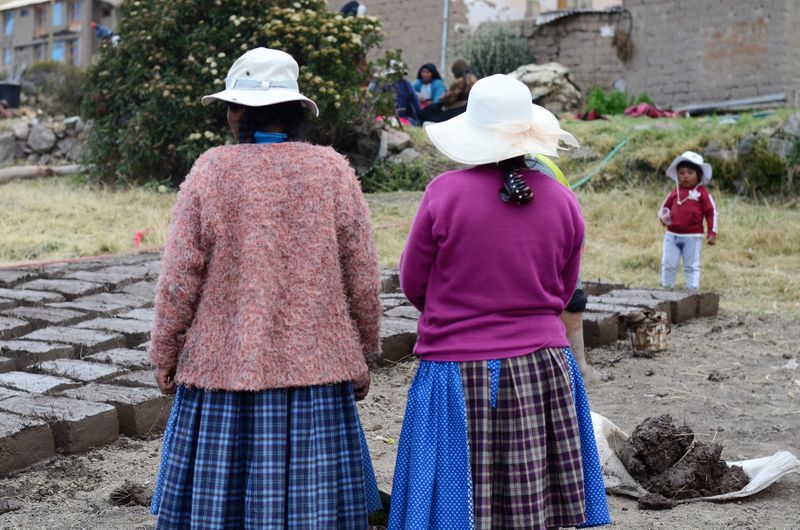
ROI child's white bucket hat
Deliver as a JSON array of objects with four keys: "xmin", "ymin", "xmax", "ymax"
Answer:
[
  {"xmin": 201, "ymin": 48, "xmax": 319, "ymax": 116},
  {"xmin": 424, "ymin": 74, "xmax": 578, "ymax": 165},
  {"xmin": 666, "ymin": 151, "xmax": 712, "ymax": 185}
]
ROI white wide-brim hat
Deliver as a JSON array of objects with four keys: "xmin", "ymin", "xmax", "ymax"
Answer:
[
  {"xmin": 201, "ymin": 48, "xmax": 319, "ymax": 116},
  {"xmin": 424, "ymin": 74, "xmax": 578, "ymax": 165},
  {"xmin": 666, "ymin": 150, "xmax": 712, "ymax": 185}
]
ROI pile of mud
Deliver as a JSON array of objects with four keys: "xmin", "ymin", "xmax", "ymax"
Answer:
[{"xmin": 618, "ymin": 414, "xmax": 749, "ymax": 509}]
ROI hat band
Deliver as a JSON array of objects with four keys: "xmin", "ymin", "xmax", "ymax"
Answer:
[{"xmin": 228, "ymin": 78, "xmax": 299, "ymax": 91}]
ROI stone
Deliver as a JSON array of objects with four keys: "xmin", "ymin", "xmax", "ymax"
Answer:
[
  {"xmin": 75, "ymin": 318, "xmax": 151, "ymax": 348},
  {"xmin": 507, "ymin": 62, "xmax": 582, "ymax": 113},
  {"xmin": 27, "ymin": 124, "xmax": 57, "ymax": 153},
  {"xmin": 38, "ymin": 154, "xmax": 51, "ymax": 165},
  {"xmin": 0, "ymin": 316, "xmax": 32, "ymax": 340},
  {"xmin": 0, "ymin": 299, "xmax": 14, "ymax": 310},
  {"xmin": 767, "ymin": 137, "xmax": 794, "ymax": 159},
  {"xmin": 0, "ymin": 132, "xmax": 15, "ymax": 165},
  {"xmin": 38, "ymin": 359, "xmax": 127, "ymax": 383},
  {"xmin": 385, "ymin": 128, "xmax": 412, "ymax": 153},
  {"xmin": 16, "ymin": 279, "xmax": 106, "ymax": 299},
  {"xmin": 0, "ymin": 340, "xmax": 74, "ymax": 369},
  {"xmin": 0, "ymin": 386, "xmax": 24, "ymax": 400},
  {"xmin": 120, "ymin": 308, "xmax": 154, "ymax": 322},
  {"xmin": 85, "ymin": 348, "xmax": 152, "ymax": 370},
  {"xmin": 704, "ymin": 141, "xmax": 735, "ymax": 162},
  {"xmin": 697, "ymin": 292, "xmax": 720, "ymax": 317},
  {"xmin": 0, "ymin": 357, "xmax": 15, "ymax": 373},
  {"xmin": 21, "ymin": 327, "xmax": 125, "ymax": 355},
  {"xmin": 55, "ymin": 136, "xmax": 77, "ymax": 157},
  {"xmin": 582, "ymin": 312, "xmax": 620, "ymax": 348},
  {"xmin": 380, "ymin": 293, "xmax": 407, "ymax": 312},
  {"xmin": 0, "ymin": 288, "xmax": 65, "ymax": 305},
  {"xmin": 0, "ymin": 306, "xmax": 89, "ymax": 327},
  {"xmin": 783, "ymin": 112, "xmax": 800, "ymax": 138},
  {"xmin": 390, "ymin": 147, "xmax": 422, "ymax": 164},
  {"xmin": 0, "ymin": 395, "xmax": 118, "ymax": 454},
  {"xmin": 385, "ymin": 305, "xmax": 421, "ymax": 320},
  {"xmin": 111, "ymin": 370, "xmax": 158, "ymax": 389},
  {"xmin": 380, "ymin": 269, "xmax": 400, "ymax": 294},
  {"xmin": 0, "ymin": 412, "xmax": 55, "ymax": 476},
  {"xmin": 0, "ymin": 371, "xmax": 80, "ymax": 394},
  {"xmin": 738, "ymin": 135, "xmax": 758, "ymax": 156},
  {"xmin": 61, "ymin": 383, "xmax": 170, "ymax": 436},
  {"xmin": 377, "ymin": 318, "xmax": 418, "ymax": 365},
  {"xmin": 12, "ymin": 121, "xmax": 30, "ymax": 141},
  {"xmin": 136, "ymin": 340, "xmax": 151, "ymax": 351},
  {"xmin": 49, "ymin": 292, "xmax": 152, "ymax": 316},
  {"xmin": 67, "ymin": 141, "xmax": 86, "ymax": 162},
  {"xmin": 63, "ymin": 116, "xmax": 82, "ymax": 129}
]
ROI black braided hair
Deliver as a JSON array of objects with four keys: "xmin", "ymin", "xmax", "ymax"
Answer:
[
  {"xmin": 497, "ymin": 156, "xmax": 532, "ymax": 205},
  {"xmin": 229, "ymin": 101, "xmax": 306, "ymax": 144}
]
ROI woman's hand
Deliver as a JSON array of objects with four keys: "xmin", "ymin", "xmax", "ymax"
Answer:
[
  {"xmin": 353, "ymin": 370, "xmax": 371, "ymax": 401},
  {"xmin": 156, "ymin": 366, "xmax": 177, "ymax": 395}
]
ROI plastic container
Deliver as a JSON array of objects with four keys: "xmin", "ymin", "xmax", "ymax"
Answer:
[{"xmin": 0, "ymin": 83, "xmax": 21, "ymax": 108}]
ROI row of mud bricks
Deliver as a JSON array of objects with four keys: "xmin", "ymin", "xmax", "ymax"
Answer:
[{"xmin": 0, "ymin": 253, "xmax": 718, "ymax": 477}]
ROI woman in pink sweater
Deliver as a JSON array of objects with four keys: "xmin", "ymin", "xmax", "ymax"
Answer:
[
  {"xmin": 388, "ymin": 75, "xmax": 610, "ymax": 529},
  {"xmin": 148, "ymin": 48, "xmax": 383, "ymax": 528}
]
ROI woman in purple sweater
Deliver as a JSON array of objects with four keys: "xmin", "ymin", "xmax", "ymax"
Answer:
[
  {"xmin": 388, "ymin": 75, "xmax": 610, "ymax": 529},
  {"xmin": 147, "ymin": 48, "xmax": 383, "ymax": 528}
]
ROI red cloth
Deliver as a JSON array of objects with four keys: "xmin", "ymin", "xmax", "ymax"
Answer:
[
  {"xmin": 624, "ymin": 103, "xmax": 680, "ymax": 118},
  {"xmin": 659, "ymin": 185, "xmax": 718, "ymax": 238}
]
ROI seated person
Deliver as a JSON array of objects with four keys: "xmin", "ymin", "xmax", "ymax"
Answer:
[
  {"xmin": 413, "ymin": 63, "xmax": 446, "ymax": 107},
  {"xmin": 419, "ymin": 59, "xmax": 478, "ymax": 123}
]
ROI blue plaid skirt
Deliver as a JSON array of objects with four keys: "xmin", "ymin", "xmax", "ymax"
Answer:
[{"xmin": 151, "ymin": 382, "xmax": 381, "ymax": 529}]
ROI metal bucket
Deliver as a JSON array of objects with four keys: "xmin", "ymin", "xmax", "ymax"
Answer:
[{"xmin": 620, "ymin": 311, "xmax": 670, "ymax": 357}]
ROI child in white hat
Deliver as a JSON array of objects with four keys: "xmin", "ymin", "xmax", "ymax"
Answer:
[{"xmin": 658, "ymin": 151, "xmax": 718, "ymax": 292}]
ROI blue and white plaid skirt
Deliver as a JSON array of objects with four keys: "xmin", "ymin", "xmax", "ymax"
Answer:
[{"xmin": 151, "ymin": 382, "xmax": 382, "ymax": 529}]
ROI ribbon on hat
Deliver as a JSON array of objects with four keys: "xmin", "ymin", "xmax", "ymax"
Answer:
[
  {"xmin": 488, "ymin": 120, "xmax": 579, "ymax": 154},
  {"xmin": 230, "ymin": 78, "xmax": 299, "ymax": 91}
]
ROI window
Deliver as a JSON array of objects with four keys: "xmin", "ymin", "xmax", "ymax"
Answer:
[
  {"xmin": 3, "ymin": 47, "xmax": 12, "ymax": 66},
  {"xmin": 71, "ymin": 1, "xmax": 81, "ymax": 22},
  {"xmin": 52, "ymin": 40, "xmax": 66, "ymax": 61},
  {"xmin": 69, "ymin": 39, "xmax": 79, "ymax": 65},
  {"xmin": 35, "ymin": 5, "xmax": 47, "ymax": 36},
  {"xmin": 20, "ymin": 9, "xmax": 28, "ymax": 17},
  {"xmin": 35, "ymin": 43, "xmax": 46, "ymax": 62},
  {"xmin": 52, "ymin": 1, "xmax": 64, "ymax": 26},
  {"xmin": 3, "ymin": 12, "xmax": 13, "ymax": 35}
]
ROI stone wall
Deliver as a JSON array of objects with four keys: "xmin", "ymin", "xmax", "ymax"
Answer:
[
  {"xmin": 622, "ymin": 0, "xmax": 798, "ymax": 107},
  {"xmin": 0, "ymin": 116, "xmax": 88, "ymax": 167}
]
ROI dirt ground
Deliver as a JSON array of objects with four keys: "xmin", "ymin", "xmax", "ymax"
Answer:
[{"xmin": 1, "ymin": 311, "xmax": 798, "ymax": 530}]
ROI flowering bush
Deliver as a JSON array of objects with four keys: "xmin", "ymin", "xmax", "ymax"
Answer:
[{"xmin": 83, "ymin": 0, "xmax": 387, "ymax": 184}]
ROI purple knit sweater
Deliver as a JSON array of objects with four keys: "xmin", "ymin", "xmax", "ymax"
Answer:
[
  {"xmin": 148, "ymin": 143, "xmax": 382, "ymax": 391},
  {"xmin": 400, "ymin": 165, "xmax": 584, "ymax": 362}
]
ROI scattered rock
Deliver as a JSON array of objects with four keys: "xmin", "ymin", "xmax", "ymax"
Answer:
[
  {"xmin": 783, "ymin": 112, "xmax": 800, "ymax": 138},
  {"xmin": 12, "ymin": 121, "xmax": 29, "ymax": 141},
  {"xmin": 27, "ymin": 124, "xmax": 57, "ymax": 153},
  {"xmin": 109, "ymin": 480, "xmax": 152, "ymax": 506},
  {"xmin": 766, "ymin": 137, "xmax": 794, "ymax": 159},
  {"xmin": 644, "ymin": 370, "xmax": 654, "ymax": 377},
  {"xmin": 390, "ymin": 147, "xmax": 422, "ymax": 164},
  {"xmin": 507, "ymin": 62, "xmax": 582, "ymax": 113},
  {"xmin": 707, "ymin": 370, "xmax": 728, "ymax": 382},
  {"xmin": 0, "ymin": 133, "xmax": 15, "ymax": 165},
  {"xmin": 704, "ymin": 141, "xmax": 734, "ymax": 162},
  {"xmin": 384, "ymin": 128, "xmax": 411, "ymax": 154},
  {"xmin": 0, "ymin": 497, "xmax": 23, "ymax": 515}
]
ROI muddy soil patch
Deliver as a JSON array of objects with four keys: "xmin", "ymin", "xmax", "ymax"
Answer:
[{"xmin": 619, "ymin": 414, "xmax": 749, "ymax": 505}]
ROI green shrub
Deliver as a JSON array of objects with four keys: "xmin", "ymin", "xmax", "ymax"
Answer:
[
  {"xmin": 21, "ymin": 61, "xmax": 86, "ymax": 116},
  {"xmin": 359, "ymin": 160, "xmax": 430, "ymax": 193},
  {"xmin": 83, "ymin": 0, "xmax": 388, "ymax": 185},
  {"xmin": 584, "ymin": 87, "xmax": 655, "ymax": 115},
  {"xmin": 709, "ymin": 138, "xmax": 795, "ymax": 196},
  {"xmin": 461, "ymin": 24, "xmax": 532, "ymax": 78}
]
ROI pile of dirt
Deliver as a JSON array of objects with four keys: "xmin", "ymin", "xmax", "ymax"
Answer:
[{"xmin": 618, "ymin": 414, "xmax": 749, "ymax": 508}]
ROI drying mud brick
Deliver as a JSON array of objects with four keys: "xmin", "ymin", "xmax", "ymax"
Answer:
[
  {"xmin": 377, "ymin": 318, "xmax": 418, "ymax": 365},
  {"xmin": 0, "ymin": 306, "xmax": 89, "ymax": 327},
  {"xmin": 119, "ymin": 281, "xmax": 156, "ymax": 299},
  {"xmin": 380, "ymin": 269, "xmax": 400, "ymax": 294},
  {"xmin": 384, "ymin": 305, "xmax": 421, "ymax": 320},
  {"xmin": 21, "ymin": 327, "xmax": 125, "ymax": 355},
  {"xmin": 85, "ymin": 348, "xmax": 152, "ymax": 370},
  {"xmin": 0, "ymin": 340, "xmax": 75, "ymax": 369},
  {"xmin": 581, "ymin": 280, "xmax": 626, "ymax": 296},
  {"xmin": 697, "ymin": 292, "xmax": 720, "ymax": 317},
  {"xmin": 144, "ymin": 260, "xmax": 162, "ymax": 277},
  {"xmin": 37, "ymin": 359, "xmax": 127, "ymax": 383},
  {"xmin": 16, "ymin": 279, "xmax": 106, "ymax": 300},
  {"xmin": 136, "ymin": 340, "xmax": 151, "ymax": 351},
  {"xmin": 0, "ymin": 386, "xmax": 25, "ymax": 401},
  {"xmin": 0, "ymin": 412, "xmax": 55, "ymax": 476},
  {"xmin": 380, "ymin": 293, "xmax": 408, "ymax": 312},
  {"xmin": 0, "ymin": 298, "xmax": 14, "ymax": 310},
  {"xmin": 111, "ymin": 370, "xmax": 158, "ymax": 389},
  {"xmin": 0, "ymin": 395, "xmax": 118, "ymax": 454},
  {"xmin": 49, "ymin": 292, "xmax": 152, "ymax": 316},
  {"xmin": 582, "ymin": 312, "xmax": 620, "ymax": 348},
  {"xmin": 0, "ymin": 371, "xmax": 79, "ymax": 394},
  {"xmin": 0, "ymin": 270, "xmax": 36, "ymax": 288},
  {"xmin": 605, "ymin": 289, "xmax": 698, "ymax": 323},
  {"xmin": 120, "ymin": 308, "xmax": 155, "ymax": 322},
  {"xmin": 0, "ymin": 316, "xmax": 32, "ymax": 340},
  {"xmin": 594, "ymin": 294, "xmax": 673, "ymax": 322},
  {"xmin": 0, "ymin": 357, "xmax": 15, "ymax": 373},
  {"xmin": 74, "ymin": 318, "xmax": 151, "ymax": 348},
  {"xmin": 65, "ymin": 266, "xmax": 148, "ymax": 289},
  {"xmin": 0, "ymin": 288, "xmax": 65, "ymax": 305},
  {"xmin": 62, "ymin": 383, "xmax": 170, "ymax": 436}
]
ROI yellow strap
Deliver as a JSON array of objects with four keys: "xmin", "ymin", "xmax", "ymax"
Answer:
[{"xmin": 534, "ymin": 154, "xmax": 571, "ymax": 189}]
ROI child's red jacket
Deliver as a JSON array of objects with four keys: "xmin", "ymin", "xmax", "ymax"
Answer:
[{"xmin": 659, "ymin": 185, "xmax": 718, "ymax": 238}]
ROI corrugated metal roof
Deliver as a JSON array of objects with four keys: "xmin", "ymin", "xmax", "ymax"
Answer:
[{"xmin": 535, "ymin": 6, "xmax": 622, "ymax": 26}]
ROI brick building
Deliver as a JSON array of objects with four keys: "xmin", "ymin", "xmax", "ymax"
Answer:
[{"xmin": 0, "ymin": 0, "xmax": 120, "ymax": 70}]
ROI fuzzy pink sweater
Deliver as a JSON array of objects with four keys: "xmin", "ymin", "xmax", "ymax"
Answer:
[{"xmin": 148, "ymin": 143, "xmax": 382, "ymax": 391}]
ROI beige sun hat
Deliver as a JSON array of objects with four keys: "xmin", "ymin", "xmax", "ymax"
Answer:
[
  {"xmin": 666, "ymin": 151, "xmax": 713, "ymax": 186},
  {"xmin": 424, "ymin": 74, "xmax": 578, "ymax": 165},
  {"xmin": 201, "ymin": 48, "xmax": 319, "ymax": 116}
]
